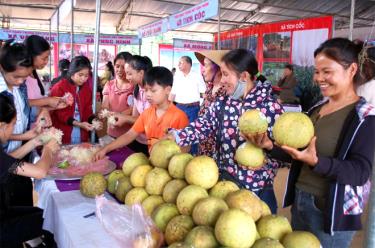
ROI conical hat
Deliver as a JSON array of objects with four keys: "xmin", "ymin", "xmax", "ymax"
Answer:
[{"xmin": 194, "ymin": 50, "xmax": 230, "ymax": 67}]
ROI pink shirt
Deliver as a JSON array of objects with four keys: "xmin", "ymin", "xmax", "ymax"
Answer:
[
  {"xmin": 103, "ymin": 79, "xmax": 134, "ymax": 137},
  {"xmin": 133, "ymin": 87, "xmax": 150, "ymax": 144},
  {"xmin": 25, "ymin": 76, "xmax": 43, "ymax": 99}
]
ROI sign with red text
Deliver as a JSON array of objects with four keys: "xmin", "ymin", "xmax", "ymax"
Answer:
[
  {"xmin": 169, "ymin": 0, "xmax": 218, "ymax": 30},
  {"xmin": 0, "ymin": 29, "xmax": 140, "ymax": 45},
  {"xmin": 173, "ymin": 38, "xmax": 213, "ymax": 50},
  {"xmin": 138, "ymin": 18, "xmax": 169, "ymax": 38}
]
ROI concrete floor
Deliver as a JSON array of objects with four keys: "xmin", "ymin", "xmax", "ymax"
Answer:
[{"xmin": 274, "ymin": 167, "xmax": 368, "ymax": 248}]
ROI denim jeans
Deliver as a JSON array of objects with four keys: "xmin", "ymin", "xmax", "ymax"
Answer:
[
  {"xmin": 176, "ymin": 104, "xmax": 200, "ymax": 155},
  {"xmin": 292, "ymin": 188, "xmax": 356, "ymax": 248}
]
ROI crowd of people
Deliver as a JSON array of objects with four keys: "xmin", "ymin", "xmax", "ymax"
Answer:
[{"xmin": 0, "ymin": 34, "xmax": 374, "ymax": 248}]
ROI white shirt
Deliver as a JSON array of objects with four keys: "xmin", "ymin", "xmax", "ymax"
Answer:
[
  {"xmin": 171, "ymin": 70, "xmax": 206, "ymax": 104},
  {"xmin": 357, "ymin": 78, "xmax": 375, "ymax": 106}
]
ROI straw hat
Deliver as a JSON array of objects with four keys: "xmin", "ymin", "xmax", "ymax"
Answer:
[{"xmin": 195, "ymin": 50, "xmax": 230, "ymax": 67}]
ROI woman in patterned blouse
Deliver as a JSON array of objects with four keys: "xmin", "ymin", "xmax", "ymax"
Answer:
[
  {"xmin": 195, "ymin": 50, "xmax": 228, "ymax": 157},
  {"xmin": 172, "ymin": 49, "xmax": 284, "ymax": 213}
]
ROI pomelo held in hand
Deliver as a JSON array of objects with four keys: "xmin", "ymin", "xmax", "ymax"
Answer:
[
  {"xmin": 238, "ymin": 109, "xmax": 268, "ymax": 135},
  {"xmin": 273, "ymin": 112, "xmax": 314, "ymax": 149},
  {"xmin": 235, "ymin": 142, "xmax": 265, "ymax": 168}
]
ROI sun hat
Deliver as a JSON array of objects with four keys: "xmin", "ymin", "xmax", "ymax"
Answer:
[{"xmin": 194, "ymin": 50, "xmax": 230, "ymax": 66}]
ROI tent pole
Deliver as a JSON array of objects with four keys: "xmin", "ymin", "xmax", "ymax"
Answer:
[
  {"xmin": 217, "ymin": 0, "xmax": 221, "ymax": 49},
  {"xmin": 71, "ymin": 0, "xmax": 74, "ymax": 59},
  {"xmin": 91, "ymin": 0, "xmax": 102, "ymax": 143},
  {"xmin": 349, "ymin": 0, "xmax": 355, "ymax": 40},
  {"xmin": 57, "ymin": 8, "xmax": 60, "ymax": 63},
  {"xmin": 49, "ymin": 20, "xmax": 52, "ymax": 81}
]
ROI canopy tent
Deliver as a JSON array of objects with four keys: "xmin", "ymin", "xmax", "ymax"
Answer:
[{"xmin": 1, "ymin": 0, "xmax": 375, "ymax": 37}]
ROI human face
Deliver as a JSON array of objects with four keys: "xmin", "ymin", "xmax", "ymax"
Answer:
[
  {"xmin": 0, "ymin": 117, "xmax": 16, "ymax": 143},
  {"xmin": 283, "ymin": 68, "xmax": 292, "ymax": 77},
  {"xmin": 33, "ymin": 50, "xmax": 50, "ymax": 70},
  {"xmin": 178, "ymin": 58, "xmax": 190, "ymax": 73},
  {"xmin": 145, "ymin": 83, "xmax": 171, "ymax": 106},
  {"xmin": 71, "ymin": 68, "xmax": 90, "ymax": 86},
  {"xmin": 220, "ymin": 62, "xmax": 240, "ymax": 95},
  {"xmin": 125, "ymin": 64, "xmax": 144, "ymax": 86},
  {"xmin": 314, "ymin": 54, "xmax": 357, "ymax": 98},
  {"xmin": 1, "ymin": 66, "xmax": 33, "ymax": 88},
  {"xmin": 202, "ymin": 58, "xmax": 217, "ymax": 82},
  {"xmin": 114, "ymin": 59, "xmax": 126, "ymax": 80}
]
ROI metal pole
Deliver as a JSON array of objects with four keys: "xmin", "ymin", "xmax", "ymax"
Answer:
[
  {"xmin": 71, "ymin": 0, "xmax": 74, "ymax": 59},
  {"xmin": 57, "ymin": 8, "xmax": 60, "ymax": 63},
  {"xmin": 49, "ymin": 20, "xmax": 52, "ymax": 81},
  {"xmin": 172, "ymin": 38, "xmax": 175, "ymax": 70},
  {"xmin": 91, "ymin": 0, "xmax": 102, "ymax": 143},
  {"xmin": 139, "ymin": 40, "xmax": 141, "ymax": 55},
  {"xmin": 365, "ymin": 153, "xmax": 375, "ymax": 248},
  {"xmin": 217, "ymin": 0, "xmax": 221, "ymax": 49},
  {"xmin": 349, "ymin": 0, "xmax": 355, "ymax": 41}
]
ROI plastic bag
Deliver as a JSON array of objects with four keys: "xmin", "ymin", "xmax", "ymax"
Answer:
[{"xmin": 95, "ymin": 196, "xmax": 164, "ymax": 248}]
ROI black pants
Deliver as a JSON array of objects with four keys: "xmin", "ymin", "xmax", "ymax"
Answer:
[
  {"xmin": 0, "ymin": 206, "xmax": 44, "ymax": 247},
  {"xmin": 127, "ymin": 140, "xmax": 149, "ymax": 156},
  {"xmin": 8, "ymin": 176, "xmax": 33, "ymax": 207}
]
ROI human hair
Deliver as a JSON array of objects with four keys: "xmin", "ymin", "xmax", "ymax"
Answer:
[
  {"xmin": 285, "ymin": 64, "xmax": 293, "ymax": 72},
  {"xmin": 23, "ymin": 35, "xmax": 51, "ymax": 96},
  {"xmin": 0, "ymin": 41, "xmax": 32, "ymax": 72},
  {"xmin": 181, "ymin": 56, "xmax": 192, "ymax": 66},
  {"xmin": 114, "ymin": 51, "xmax": 132, "ymax": 64},
  {"xmin": 106, "ymin": 61, "xmax": 115, "ymax": 77},
  {"xmin": 222, "ymin": 48, "xmax": 267, "ymax": 83},
  {"xmin": 145, "ymin": 66, "xmax": 173, "ymax": 87},
  {"xmin": 129, "ymin": 55, "xmax": 153, "ymax": 99},
  {"xmin": 58, "ymin": 59, "xmax": 70, "ymax": 77},
  {"xmin": 314, "ymin": 37, "xmax": 363, "ymax": 85},
  {"xmin": 0, "ymin": 93, "xmax": 17, "ymax": 124},
  {"xmin": 360, "ymin": 46, "xmax": 375, "ymax": 82},
  {"xmin": 67, "ymin": 56, "xmax": 92, "ymax": 78}
]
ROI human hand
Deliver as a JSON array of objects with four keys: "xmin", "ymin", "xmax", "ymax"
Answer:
[
  {"xmin": 111, "ymin": 113, "xmax": 126, "ymax": 127},
  {"xmin": 43, "ymin": 139, "xmax": 60, "ymax": 154},
  {"xmin": 37, "ymin": 108, "xmax": 52, "ymax": 127},
  {"xmin": 240, "ymin": 132, "xmax": 273, "ymax": 150},
  {"xmin": 78, "ymin": 122, "xmax": 95, "ymax": 132},
  {"xmin": 93, "ymin": 148, "xmax": 108, "ymax": 162},
  {"xmin": 92, "ymin": 119, "xmax": 103, "ymax": 130},
  {"xmin": 281, "ymin": 136, "xmax": 318, "ymax": 166}
]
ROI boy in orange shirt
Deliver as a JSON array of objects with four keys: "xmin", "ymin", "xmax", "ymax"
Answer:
[{"xmin": 94, "ymin": 66, "xmax": 189, "ymax": 160}]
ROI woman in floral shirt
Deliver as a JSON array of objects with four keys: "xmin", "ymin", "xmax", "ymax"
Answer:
[
  {"xmin": 173, "ymin": 49, "xmax": 284, "ymax": 213},
  {"xmin": 195, "ymin": 50, "xmax": 228, "ymax": 157}
]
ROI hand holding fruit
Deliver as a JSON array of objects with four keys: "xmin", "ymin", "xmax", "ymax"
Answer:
[{"xmin": 281, "ymin": 136, "xmax": 318, "ymax": 166}]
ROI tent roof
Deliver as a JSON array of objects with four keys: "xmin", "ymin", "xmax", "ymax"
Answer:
[{"xmin": 1, "ymin": 0, "xmax": 374, "ymax": 35}]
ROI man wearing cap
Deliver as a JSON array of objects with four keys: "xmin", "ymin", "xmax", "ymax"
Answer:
[{"xmin": 169, "ymin": 56, "xmax": 206, "ymax": 124}]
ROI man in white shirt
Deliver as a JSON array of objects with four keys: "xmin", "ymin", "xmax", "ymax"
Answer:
[{"xmin": 169, "ymin": 56, "xmax": 206, "ymax": 123}]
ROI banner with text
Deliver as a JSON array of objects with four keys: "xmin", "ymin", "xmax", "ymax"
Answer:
[
  {"xmin": 173, "ymin": 38, "xmax": 214, "ymax": 50},
  {"xmin": 169, "ymin": 0, "xmax": 218, "ymax": 30},
  {"xmin": 138, "ymin": 18, "xmax": 169, "ymax": 38}
]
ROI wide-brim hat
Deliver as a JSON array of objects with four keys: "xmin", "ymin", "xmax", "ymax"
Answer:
[{"xmin": 195, "ymin": 50, "xmax": 230, "ymax": 67}]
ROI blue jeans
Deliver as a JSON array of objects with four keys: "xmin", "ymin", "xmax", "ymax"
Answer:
[
  {"xmin": 292, "ymin": 188, "xmax": 356, "ymax": 248},
  {"xmin": 255, "ymin": 187, "xmax": 278, "ymax": 214},
  {"xmin": 176, "ymin": 104, "xmax": 200, "ymax": 155}
]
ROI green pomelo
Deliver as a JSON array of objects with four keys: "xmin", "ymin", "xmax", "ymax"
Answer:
[
  {"xmin": 257, "ymin": 215, "xmax": 292, "ymax": 241},
  {"xmin": 107, "ymin": 170, "xmax": 125, "ymax": 194},
  {"xmin": 209, "ymin": 181, "xmax": 239, "ymax": 199},
  {"xmin": 192, "ymin": 197, "xmax": 228, "ymax": 226},
  {"xmin": 281, "ymin": 231, "xmax": 320, "ymax": 248},
  {"xmin": 185, "ymin": 156, "xmax": 219, "ymax": 189},
  {"xmin": 141, "ymin": 195, "xmax": 164, "ymax": 216},
  {"xmin": 124, "ymin": 187, "xmax": 149, "ymax": 206},
  {"xmin": 273, "ymin": 112, "xmax": 314, "ymax": 149},
  {"xmin": 164, "ymin": 215, "xmax": 195, "ymax": 245},
  {"xmin": 115, "ymin": 176, "xmax": 133, "ymax": 203},
  {"xmin": 252, "ymin": 238, "xmax": 285, "ymax": 248},
  {"xmin": 176, "ymin": 185, "xmax": 208, "ymax": 215},
  {"xmin": 215, "ymin": 209, "xmax": 257, "ymax": 248},
  {"xmin": 130, "ymin": 164, "xmax": 153, "ymax": 187},
  {"xmin": 145, "ymin": 167, "xmax": 172, "ymax": 195},
  {"xmin": 235, "ymin": 142, "xmax": 265, "ymax": 168},
  {"xmin": 150, "ymin": 140, "xmax": 181, "ymax": 168},
  {"xmin": 152, "ymin": 203, "xmax": 180, "ymax": 232},
  {"xmin": 168, "ymin": 153, "xmax": 193, "ymax": 179},
  {"xmin": 185, "ymin": 226, "xmax": 219, "ymax": 248},
  {"xmin": 238, "ymin": 109, "xmax": 268, "ymax": 135},
  {"xmin": 80, "ymin": 172, "xmax": 107, "ymax": 198},
  {"xmin": 122, "ymin": 152, "xmax": 149, "ymax": 176},
  {"xmin": 225, "ymin": 189, "xmax": 263, "ymax": 221},
  {"xmin": 163, "ymin": 179, "xmax": 188, "ymax": 203}
]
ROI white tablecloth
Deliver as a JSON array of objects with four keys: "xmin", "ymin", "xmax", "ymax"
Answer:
[{"xmin": 35, "ymin": 180, "xmax": 122, "ymax": 248}]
